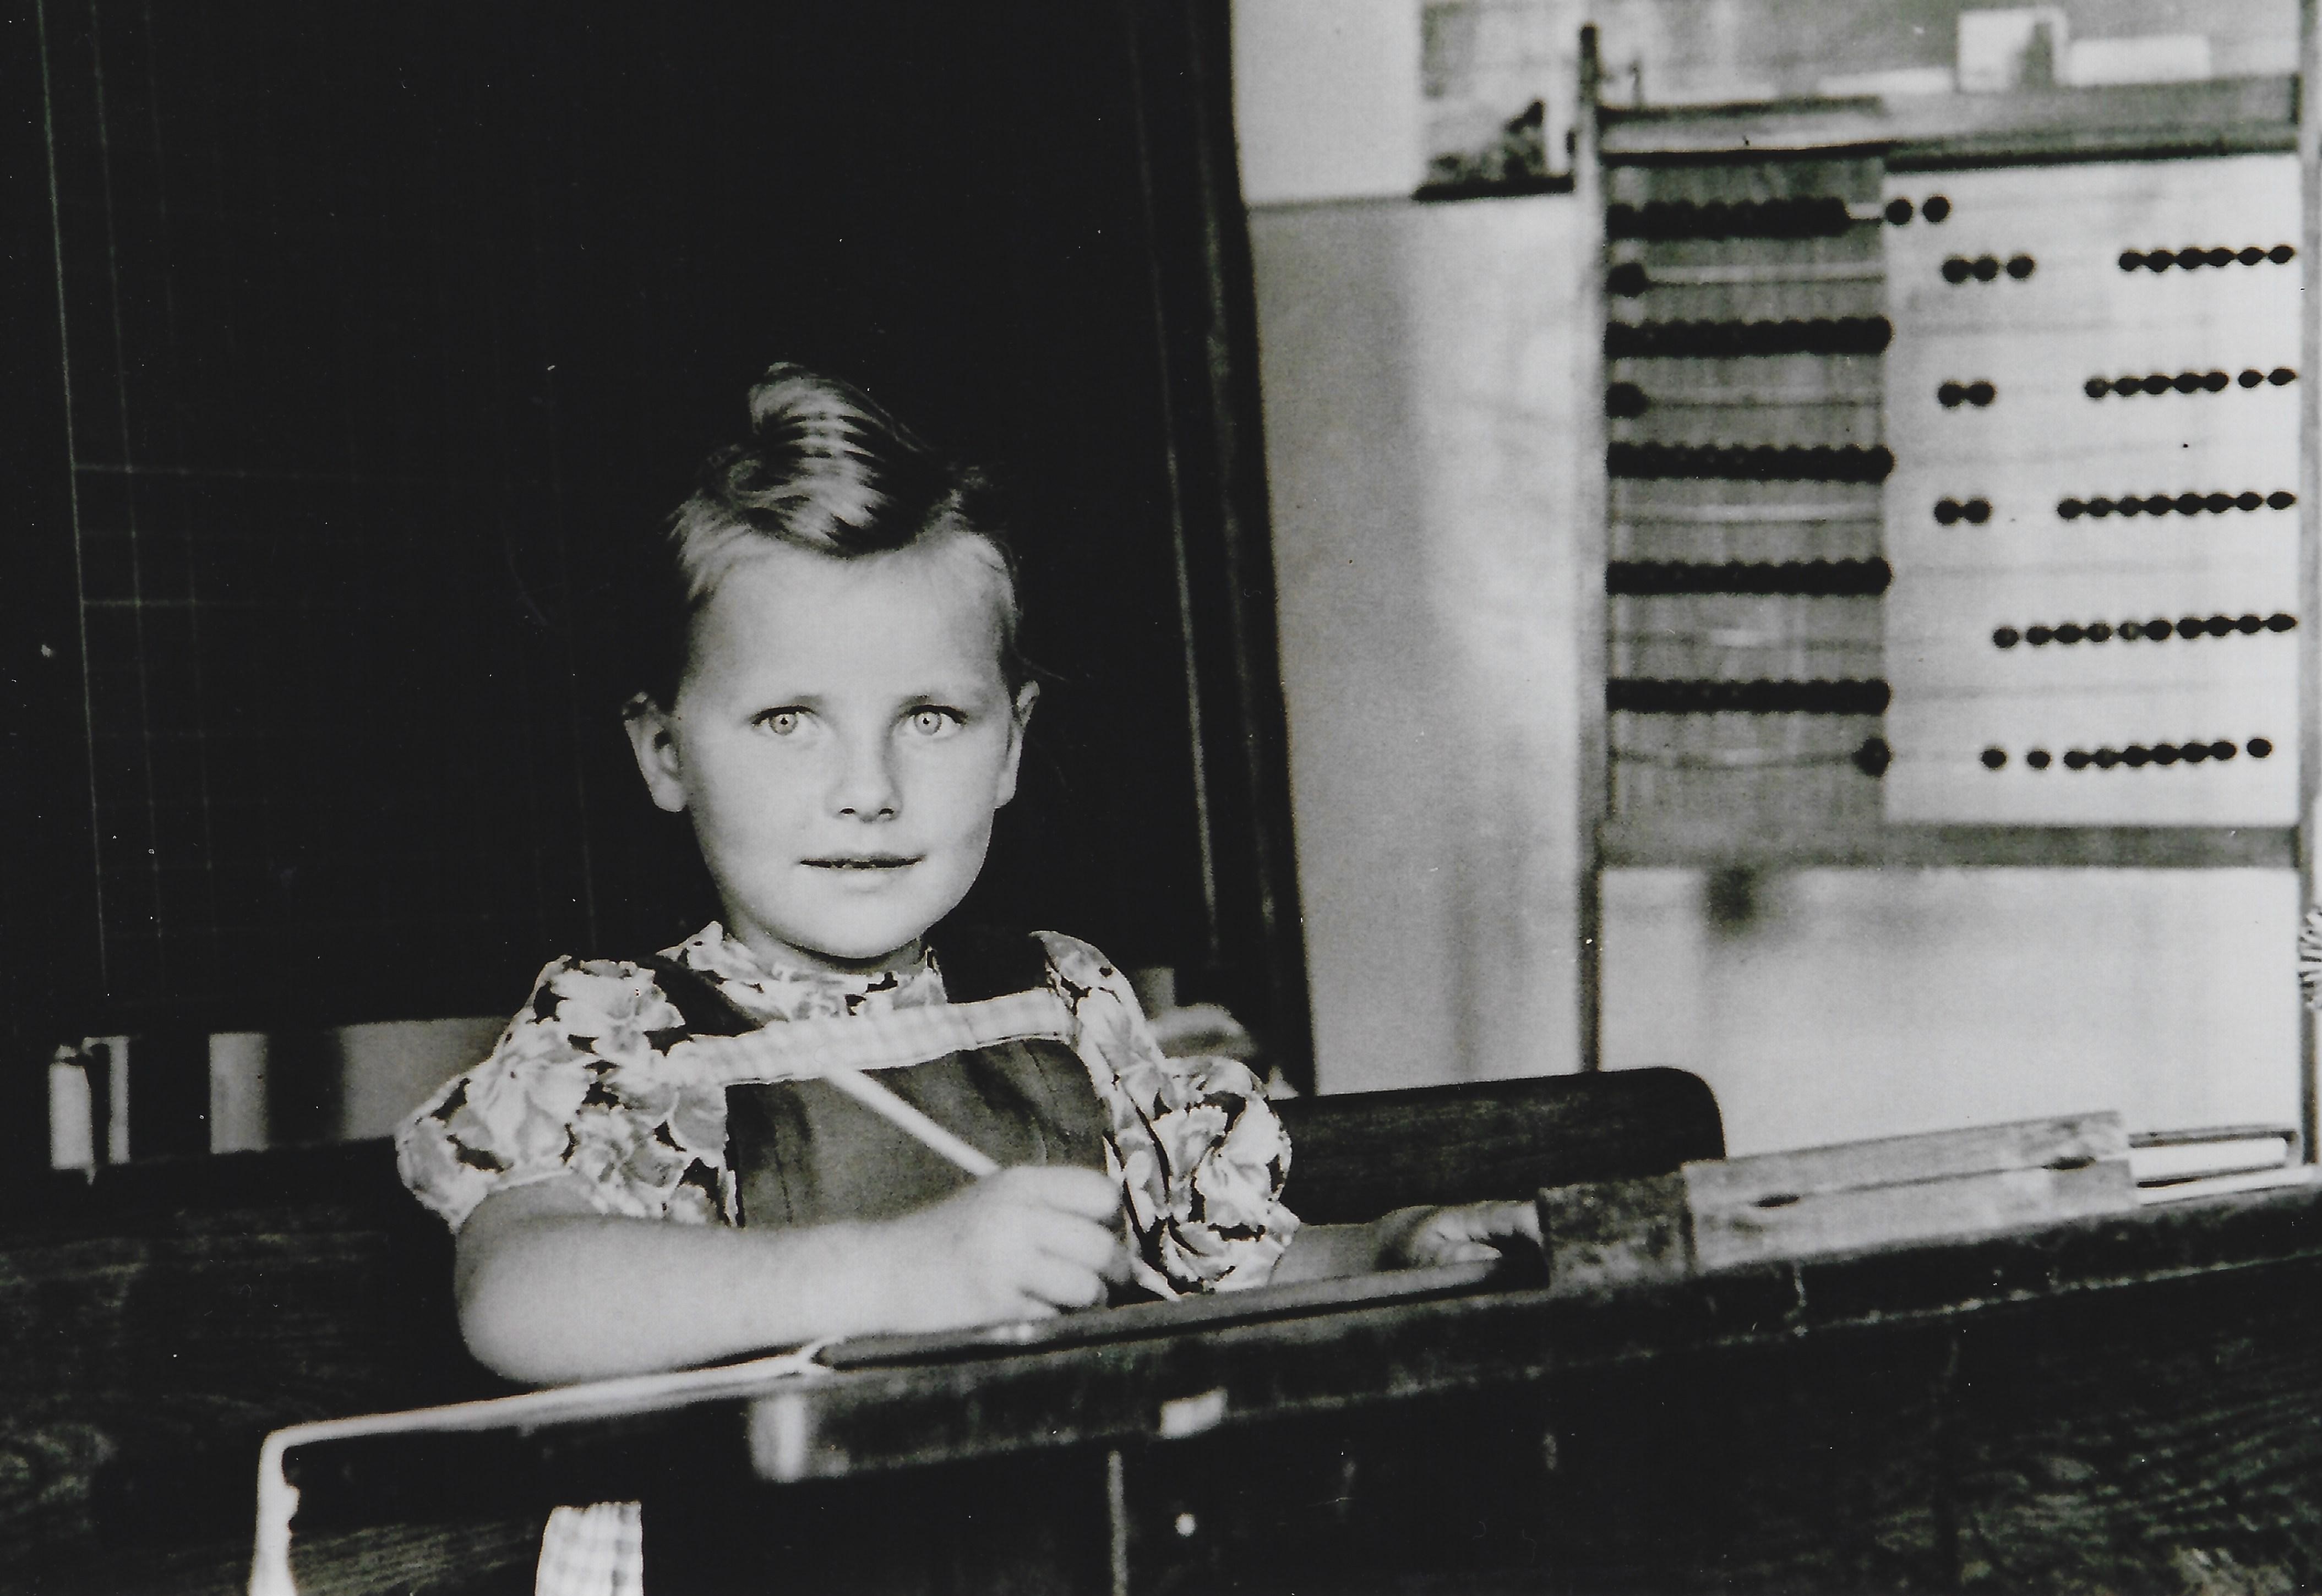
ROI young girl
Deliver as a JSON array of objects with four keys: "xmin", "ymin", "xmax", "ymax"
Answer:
[{"xmin": 395, "ymin": 364, "xmax": 1536, "ymax": 1581}]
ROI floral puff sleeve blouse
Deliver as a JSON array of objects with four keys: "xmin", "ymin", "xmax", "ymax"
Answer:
[{"xmin": 396, "ymin": 923, "xmax": 1299, "ymax": 1296}]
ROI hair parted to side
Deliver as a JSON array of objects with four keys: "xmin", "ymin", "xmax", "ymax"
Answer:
[{"xmin": 633, "ymin": 363, "xmax": 1026, "ymax": 708}]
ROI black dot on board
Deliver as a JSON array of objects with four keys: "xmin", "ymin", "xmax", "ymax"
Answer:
[
  {"xmin": 2026, "ymin": 750, "xmax": 2052, "ymax": 769},
  {"xmin": 1924, "ymin": 195, "xmax": 1950, "ymax": 221},
  {"xmin": 1885, "ymin": 197, "xmax": 1914, "ymax": 225},
  {"xmin": 1981, "ymin": 747, "xmax": 2007, "ymax": 770},
  {"xmin": 2250, "ymin": 737, "xmax": 2275, "ymax": 758}
]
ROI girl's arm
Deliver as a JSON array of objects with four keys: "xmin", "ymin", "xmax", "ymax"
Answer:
[
  {"xmin": 1267, "ymin": 1201, "xmax": 1543, "ymax": 1285},
  {"xmin": 454, "ymin": 1164, "xmax": 1126, "ymax": 1384}
]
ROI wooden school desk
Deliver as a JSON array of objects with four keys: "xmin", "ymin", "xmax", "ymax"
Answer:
[{"xmin": 273, "ymin": 1177, "xmax": 2322, "ymax": 1594}]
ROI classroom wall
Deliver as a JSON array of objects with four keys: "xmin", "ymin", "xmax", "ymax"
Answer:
[{"xmin": 1238, "ymin": 0, "xmax": 2307, "ymax": 1144}]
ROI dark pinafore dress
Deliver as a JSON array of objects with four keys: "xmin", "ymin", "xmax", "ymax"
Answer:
[
  {"xmin": 633, "ymin": 930, "xmax": 1122, "ymax": 1589},
  {"xmin": 644, "ymin": 928, "xmax": 1114, "ymax": 1229}
]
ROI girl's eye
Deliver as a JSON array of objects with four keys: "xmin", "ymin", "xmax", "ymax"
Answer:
[
  {"xmin": 756, "ymin": 709, "xmax": 806, "ymax": 736},
  {"xmin": 906, "ymin": 707, "xmax": 963, "ymax": 737}
]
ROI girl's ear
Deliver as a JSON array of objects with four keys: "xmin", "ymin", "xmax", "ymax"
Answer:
[
  {"xmin": 995, "ymin": 681, "xmax": 1038, "ymax": 808},
  {"xmin": 623, "ymin": 693, "xmax": 690, "ymax": 814}
]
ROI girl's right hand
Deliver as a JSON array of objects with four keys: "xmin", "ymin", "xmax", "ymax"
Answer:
[{"xmin": 885, "ymin": 1165, "xmax": 1129, "ymax": 1330}]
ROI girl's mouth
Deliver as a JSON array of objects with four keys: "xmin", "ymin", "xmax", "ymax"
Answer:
[{"xmin": 804, "ymin": 855, "xmax": 918, "ymax": 871}]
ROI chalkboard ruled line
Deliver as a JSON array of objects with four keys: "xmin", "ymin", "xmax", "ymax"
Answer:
[
  {"xmin": 1608, "ymin": 559, "xmax": 1892, "ymax": 597},
  {"xmin": 1609, "ymin": 679, "xmax": 1892, "ymax": 715}
]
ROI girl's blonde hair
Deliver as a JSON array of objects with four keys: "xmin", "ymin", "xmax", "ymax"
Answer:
[{"xmin": 636, "ymin": 363, "xmax": 1025, "ymax": 707}]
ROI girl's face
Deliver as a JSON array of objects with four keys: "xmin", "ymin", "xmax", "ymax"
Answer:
[{"xmin": 626, "ymin": 538, "xmax": 1034, "ymax": 972}]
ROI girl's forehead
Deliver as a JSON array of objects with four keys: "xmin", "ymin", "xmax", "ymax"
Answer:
[{"xmin": 688, "ymin": 540, "xmax": 1010, "ymax": 685}]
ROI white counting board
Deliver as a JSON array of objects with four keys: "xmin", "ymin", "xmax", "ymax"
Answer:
[{"xmin": 1883, "ymin": 155, "xmax": 2304, "ymax": 826}]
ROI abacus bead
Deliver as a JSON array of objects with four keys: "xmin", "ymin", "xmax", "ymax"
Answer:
[
  {"xmin": 2208, "ymin": 248, "xmax": 2235, "ymax": 267},
  {"xmin": 1993, "ymin": 626, "xmax": 2021, "ymax": 648},
  {"xmin": 1971, "ymin": 255, "xmax": 1999, "ymax": 281},
  {"xmin": 2148, "ymin": 249, "xmax": 2176, "ymax": 271},
  {"xmin": 2089, "ymin": 498, "xmax": 2115, "ymax": 517},
  {"xmin": 2270, "ymin": 368, "xmax": 2297, "ymax": 385},
  {"xmin": 2027, "ymin": 625, "xmax": 2054, "ymax": 645},
  {"xmin": 2120, "ymin": 621, "xmax": 2144, "ymax": 640},
  {"xmin": 2241, "ymin": 369, "xmax": 2264, "ymax": 387},
  {"xmin": 2154, "ymin": 744, "xmax": 2181, "ymax": 764},
  {"xmin": 2005, "ymin": 254, "xmax": 2034, "ymax": 279},
  {"xmin": 2179, "ymin": 615, "xmax": 2205, "ymax": 636},
  {"xmin": 2058, "ymin": 498, "xmax": 2084, "ymax": 519},
  {"xmin": 1967, "ymin": 381, "xmax": 1995, "ymax": 406},
  {"xmin": 1938, "ymin": 381, "xmax": 1964, "ymax": 407},
  {"xmin": 1964, "ymin": 499, "xmax": 1991, "ymax": 524},
  {"xmin": 2203, "ymin": 371, "xmax": 2229, "ymax": 392},
  {"xmin": 2119, "ymin": 251, "xmax": 2143, "ymax": 271},
  {"xmin": 1923, "ymin": 195, "xmax": 1950, "ymax": 221},
  {"xmin": 2085, "ymin": 376, "xmax": 2110, "ymax": 398},
  {"xmin": 2143, "ymin": 374, "xmax": 2171, "ymax": 395},
  {"xmin": 2027, "ymin": 750, "xmax": 2052, "ymax": 769},
  {"xmin": 2147, "ymin": 618, "xmax": 2173, "ymax": 640},
  {"xmin": 1935, "ymin": 499, "xmax": 1962, "ymax": 523},
  {"xmin": 2238, "ymin": 491, "xmax": 2263, "ymax": 511},
  {"xmin": 2063, "ymin": 750, "xmax": 2091, "ymax": 769},
  {"xmin": 2239, "ymin": 246, "xmax": 2265, "ymax": 265},
  {"xmin": 2266, "ymin": 613, "xmax": 2298, "ymax": 632},
  {"xmin": 2086, "ymin": 622, "xmax": 2113, "ymax": 642},
  {"xmin": 2173, "ymin": 371, "xmax": 2201, "ymax": 393},
  {"xmin": 1885, "ymin": 198, "xmax": 1914, "ymax": 225},
  {"xmin": 2176, "ymin": 493, "xmax": 2203, "ymax": 515},
  {"xmin": 2182, "ymin": 742, "xmax": 2210, "ymax": 763},
  {"xmin": 2236, "ymin": 614, "xmax": 2263, "ymax": 634},
  {"xmin": 1942, "ymin": 257, "xmax": 1971, "ymax": 283},
  {"xmin": 2117, "ymin": 496, "xmax": 2144, "ymax": 516},
  {"xmin": 1606, "ymin": 262, "xmax": 1651, "ymax": 296},
  {"xmin": 2206, "ymin": 493, "xmax": 2232, "ymax": 513},
  {"xmin": 2271, "ymin": 244, "xmax": 2296, "ymax": 263},
  {"xmin": 2094, "ymin": 748, "xmax": 2121, "ymax": 768},
  {"xmin": 2179, "ymin": 248, "xmax": 2205, "ymax": 270},
  {"xmin": 2123, "ymin": 746, "xmax": 2151, "ymax": 767},
  {"xmin": 2268, "ymin": 491, "xmax": 2297, "ymax": 509},
  {"xmin": 2056, "ymin": 623, "xmax": 2084, "ymax": 644},
  {"xmin": 1981, "ymin": 747, "xmax": 2007, "ymax": 769},
  {"xmin": 2206, "ymin": 615, "xmax": 2234, "ymax": 636},
  {"xmin": 2213, "ymin": 742, "xmax": 2237, "ymax": 759},
  {"xmin": 2250, "ymin": 737, "xmax": 2275, "ymax": 758}
]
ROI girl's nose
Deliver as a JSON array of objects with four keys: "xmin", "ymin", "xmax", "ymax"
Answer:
[{"xmin": 829, "ymin": 733, "xmax": 901, "ymax": 819}]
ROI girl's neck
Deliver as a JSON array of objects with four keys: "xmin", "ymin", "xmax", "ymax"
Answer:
[{"xmin": 726, "ymin": 924, "xmax": 925, "ymax": 980}]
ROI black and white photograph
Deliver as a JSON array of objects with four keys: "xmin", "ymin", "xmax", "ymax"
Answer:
[{"xmin": 4, "ymin": 1, "xmax": 2319, "ymax": 1591}]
